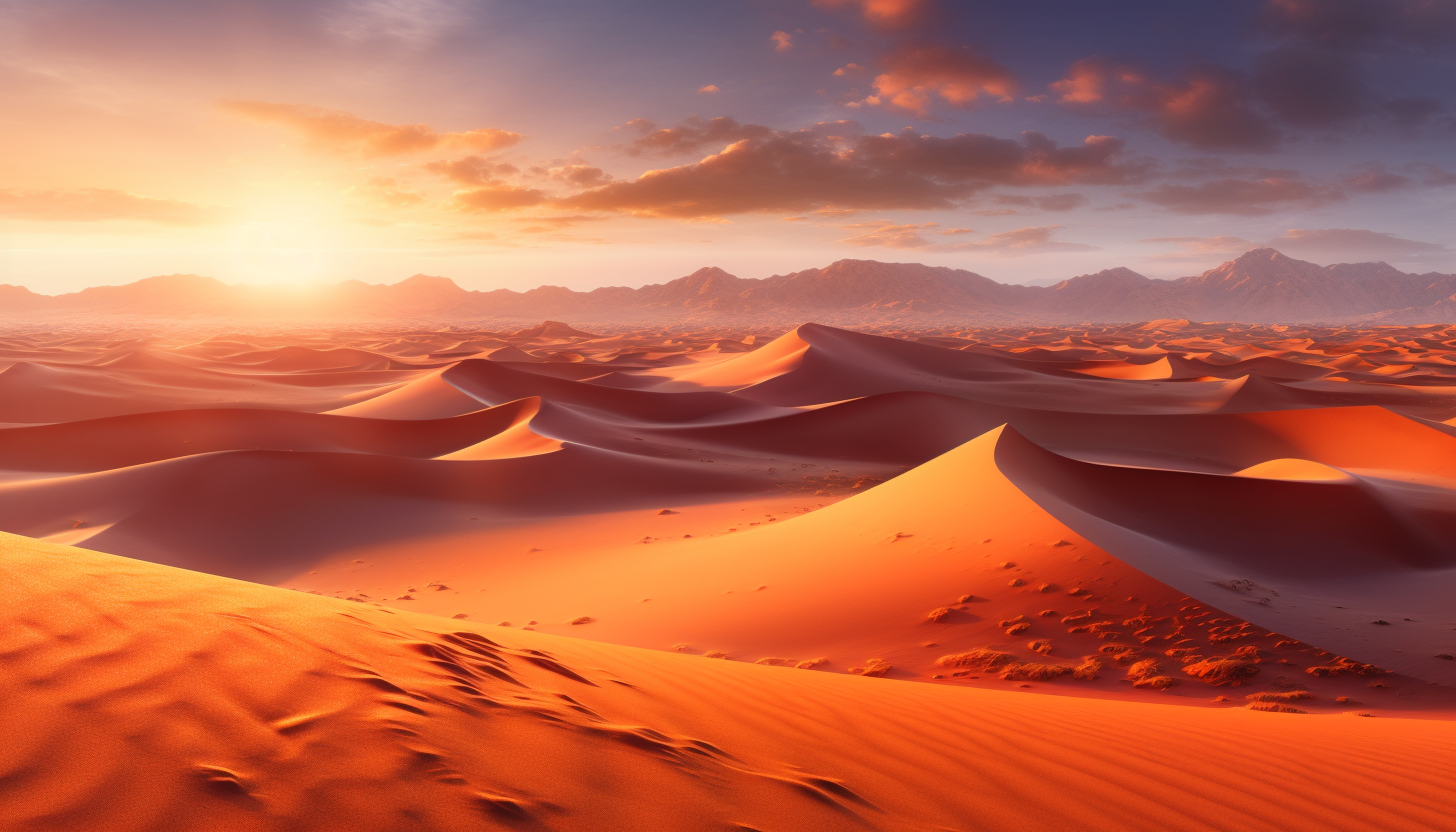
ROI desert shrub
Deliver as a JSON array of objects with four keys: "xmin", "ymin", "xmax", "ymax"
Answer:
[
  {"xmin": 1306, "ymin": 657, "xmax": 1386, "ymax": 678},
  {"xmin": 1245, "ymin": 702, "xmax": 1307, "ymax": 713},
  {"xmin": 1245, "ymin": 690, "xmax": 1314, "ymax": 703},
  {"xmin": 936, "ymin": 648, "xmax": 1018, "ymax": 670},
  {"xmin": 1182, "ymin": 654, "xmax": 1260, "ymax": 686}
]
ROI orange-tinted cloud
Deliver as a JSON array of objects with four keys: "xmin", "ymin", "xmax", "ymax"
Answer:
[
  {"xmin": 841, "ymin": 221, "xmax": 938, "ymax": 248},
  {"xmin": 0, "ymin": 188, "xmax": 218, "ymax": 225},
  {"xmin": 771, "ymin": 31, "xmax": 793, "ymax": 51},
  {"xmin": 548, "ymin": 164, "xmax": 611, "ymax": 188},
  {"xmin": 423, "ymin": 156, "xmax": 521, "ymax": 186},
  {"xmin": 624, "ymin": 116, "xmax": 777, "ymax": 157},
  {"xmin": 1135, "ymin": 177, "xmax": 1344, "ymax": 215},
  {"xmin": 1051, "ymin": 58, "xmax": 1279, "ymax": 151},
  {"xmin": 814, "ymin": 0, "xmax": 933, "ymax": 30},
  {"xmin": 697, "ymin": 84, "xmax": 720, "ymax": 94},
  {"xmin": 222, "ymin": 101, "xmax": 524, "ymax": 157},
  {"xmin": 862, "ymin": 45, "xmax": 1017, "ymax": 115},
  {"xmin": 452, "ymin": 184, "xmax": 547, "ymax": 212},
  {"xmin": 944, "ymin": 226, "xmax": 1099, "ymax": 253},
  {"xmin": 561, "ymin": 128, "xmax": 1145, "ymax": 218},
  {"xmin": 845, "ymin": 221, "xmax": 1097, "ymax": 253}
]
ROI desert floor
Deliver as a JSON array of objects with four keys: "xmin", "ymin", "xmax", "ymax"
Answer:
[{"xmin": 2, "ymin": 319, "xmax": 1453, "ymax": 831}]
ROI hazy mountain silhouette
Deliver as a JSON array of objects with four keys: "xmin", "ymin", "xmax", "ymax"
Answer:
[{"xmin": 4, "ymin": 249, "xmax": 1454, "ymax": 325}]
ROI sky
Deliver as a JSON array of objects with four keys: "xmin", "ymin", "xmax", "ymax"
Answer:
[{"xmin": 1, "ymin": 0, "xmax": 1454, "ymax": 294}]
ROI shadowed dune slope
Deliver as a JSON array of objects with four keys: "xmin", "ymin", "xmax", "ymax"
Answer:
[
  {"xmin": 995, "ymin": 427, "xmax": 1456, "ymax": 684},
  {"xmin": 2, "ymin": 533, "xmax": 1451, "ymax": 832},
  {"xmin": 0, "ymin": 447, "xmax": 769, "ymax": 583},
  {"xmin": 0, "ymin": 399, "xmax": 545, "ymax": 472}
]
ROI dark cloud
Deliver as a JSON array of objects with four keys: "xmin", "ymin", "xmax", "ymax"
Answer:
[
  {"xmin": 560, "ymin": 128, "xmax": 1147, "ymax": 218},
  {"xmin": 1259, "ymin": 0, "xmax": 1456, "ymax": 51},
  {"xmin": 1134, "ymin": 178, "xmax": 1345, "ymax": 215},
  {"xmin": 1052, "ymin": 0, "xmax": 1456, "ymax": 148},
  {"xmin": 1052, "ymin": 59, "xmax": 1280, "ymax": 151},
  {"xmin": 0, "ymin": 188, "xmax": 218, "ymax": 225},
  {"xmin": 995, "ymin": 193, "xmax": 1090, "ymax": 211},
  {"xmin": 1251, "ymin": 45, "xmax": 1369, "ymax": 128},
  {"xmin": 222, "ymin": 101, "xmax": 523, "ymax": 157}
]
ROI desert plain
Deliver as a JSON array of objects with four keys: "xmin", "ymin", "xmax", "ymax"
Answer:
[{"xmin": 1, "ymin": 317, "xmax": 1453, "ymax": 831}]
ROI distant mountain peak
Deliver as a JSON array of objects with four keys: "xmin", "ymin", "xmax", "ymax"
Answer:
[
  {"xmin": 1233, "ymin": 247, "xmax": 1294, "ymax": 263},
  {"xmin": 395, "ymin": 273, "xmax": 464, "ymax": 291}
]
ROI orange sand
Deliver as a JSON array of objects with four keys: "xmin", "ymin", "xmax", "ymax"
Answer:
[{"xmin": 2, "ymin": 320, "xmax": 1455, "ymax": 829}]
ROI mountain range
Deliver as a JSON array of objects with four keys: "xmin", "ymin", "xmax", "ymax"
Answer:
[{"xmin": 3, "ymin": 248, "xmax": 1455, "ymax": 326}]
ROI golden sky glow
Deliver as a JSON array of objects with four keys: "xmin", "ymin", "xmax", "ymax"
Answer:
[{"xmin": 1, "ymin": 0, "xmax": 1453, "ymax": 293}]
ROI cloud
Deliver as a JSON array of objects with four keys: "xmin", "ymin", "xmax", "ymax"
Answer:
[
  {"xmin": 1271, "ymin": 228, "xmax": 1448, "ymax": 258},
  {"xmin": 1250, "ymin": 45, "xmax": 1369, "ymax": 129},
  {"xmin": 843, "ymin": 221, "xmax": 1096, "ymax": 254},
  {"xmin": 451, "ymin": 184, "xmax": 547, "ymax": 212},
  {"xmin": 841, "ymin": 221, "xmax": 938, "ymax": 248},
  {"xmin": 222, "ymin": 101, "xmax": 523, "ymax": 157},
  {"xmin": 1051, "ymin": 59, "xmax": 1279, "ymax": 151},
  {"xmin": 945, "ymin": 226, "xmax": 1100, "ymax": 254},
  {"xmin": 560, "ymin": 128, "xmax": 1147, "ymax": 218},
  {"xmin": 346, "ymin": 177, "xmax": 425, "ymax": 208},
  {"xmin": 1259, "ymin": 0, "xmax": 1456, "ymax": 51},
  {"xmin": 0, "ymin": 188, "xmax": 218, "ymax": 225},
  {"xmin": 1142, "ymin": 235, "xmax": 1260, "ymax": 255},
  {"xmin": 860, "ymin": 45, "xmax": 1017, "ymax": 115},
  {"xmin": 833, "ymin": 63, "xmax": 867, "ymax": 77},
  {"xmin": 771, "ymin": 30, "xmax": 793, "ymax": 51},
  {"xmin": 813, "ymin": 0, "xmax": 933, "ymax": 30},
  {"xmin": 623, "ymin": 116, "xmax": 777, "ymax": 157},
  {"xmin": 423, "ymin": 156, "xmax": 521, "ymax": 185},
  {"xmin": 1133, "ymin": 177, "xmax": 1344, "ymax": 215},
  {"xmin": 1407, "ymin": 162, "xmax": 1456, "ymax": 186},
  {"xmin": 994, "ymin": 193, "xmax": 1089, "ymax": 211},
  {"xmin": 697, "ymin": 84, "xmax": 720, "ymax": 94},
  {"xmin": 547, "ymin": 164, "xmax": 612, "ymax": 188},
  {"xmin": 1340, "ymin": 163, "xmax": 1415, "ymax": 193}
]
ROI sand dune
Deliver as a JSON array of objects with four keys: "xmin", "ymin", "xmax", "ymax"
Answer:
[
  {"xmin": 3, "ymin": 534, "xmax": 1450, "ymax": 832},
  {"xmin": 3, "ymin": 320, "xmax": 1455, "ymax": 830}
]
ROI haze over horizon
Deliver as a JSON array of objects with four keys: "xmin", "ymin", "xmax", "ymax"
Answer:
[{"xmin": 3, "ymin": 0, "xmax": 1455, "ymax": 294}]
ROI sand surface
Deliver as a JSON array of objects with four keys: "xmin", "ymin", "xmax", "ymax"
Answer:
[{"xmin": 2, "ymin": 320, "xmax": 1454, "ymax": 829}]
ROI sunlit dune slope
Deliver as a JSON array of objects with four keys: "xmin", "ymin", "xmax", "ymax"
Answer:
[
  {"xmin": 2, "ymin": 533, "xmax": 1449, "ymax": 832},
  {"xmin": 292, "ymin": 424, "xmax": 1455, "ymax": 710}
]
